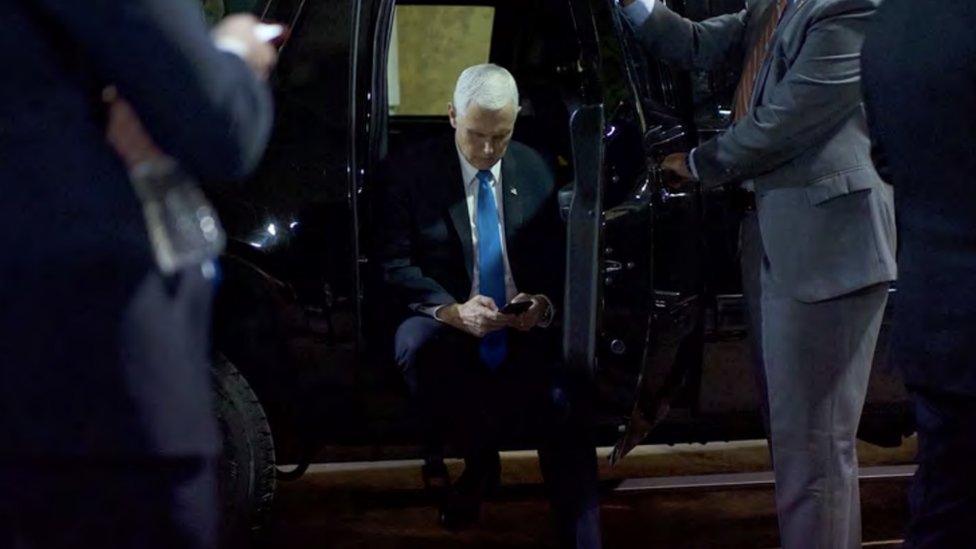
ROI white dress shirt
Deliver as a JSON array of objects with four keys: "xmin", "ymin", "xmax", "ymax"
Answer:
[
  {"xmin": 456, "ymin": 148, "xmax": 519, "ymax": 303},
  {"xmin": 621, "ymin": 0, "xmax": 657, "ymax": 25}
]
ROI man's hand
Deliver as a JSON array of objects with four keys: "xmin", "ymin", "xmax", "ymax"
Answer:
[
  {"xmin": 104, "ymin": 88, "xmax": 162, "ymax": 169},
  {"xmin": 661, "ymin": 152, "xmax": 695, "ymax": 189},
  {"xmin": 105, "ymin": 13, "xmax": 280, "ymax": 167},
  {"xmin": 212, "ymin": 14, "xmax": 279, "ymax": 79},
  {"xmin": 662, "ymin": 152, "xmax": 692, "ymax": 179},
  {"xmin": 437, "ymin": 296, "xmax": 509, "ymax": 338},
  {"xmin": 504, "ymin": 293, "xmax": 549, "ymax": 332}
]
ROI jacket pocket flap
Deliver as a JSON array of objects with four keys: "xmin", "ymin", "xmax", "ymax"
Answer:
[{"xmin": 805, "ymin": 167, "xmax": 875, "ymax": 205}]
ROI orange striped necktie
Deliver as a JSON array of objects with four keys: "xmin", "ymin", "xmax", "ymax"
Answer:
[{"xmin": 732, "ymin": 0, "xmax": 788, "ymax": 122}]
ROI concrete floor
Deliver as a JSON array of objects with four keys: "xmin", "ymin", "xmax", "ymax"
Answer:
[{"xmin": 267, "ymin": 439, "xmax": 915, "ymax": 548}]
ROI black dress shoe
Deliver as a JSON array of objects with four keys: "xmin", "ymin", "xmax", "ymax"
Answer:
[
  {"xmin": 438, "ymin": 454, "xmax": 501, "ymax": 531},
  {"xmin": 421, "ymin": 458, "xmax": 451, "ymax": 496}
]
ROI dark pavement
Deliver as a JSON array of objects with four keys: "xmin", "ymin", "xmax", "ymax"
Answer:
[{"xmin": 267, "ymin": 440, "xmax": 914, "ymax": 548}]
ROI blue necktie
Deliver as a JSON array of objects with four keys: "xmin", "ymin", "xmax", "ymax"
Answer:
[{"xmin": 476, "ymin": 169, "xmax": 507, "ymax": 369}]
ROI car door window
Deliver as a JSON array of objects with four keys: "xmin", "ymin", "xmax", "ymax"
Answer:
[{"xmin": 388, "ymin": 5, "xmax": 495, "ymax": 116}]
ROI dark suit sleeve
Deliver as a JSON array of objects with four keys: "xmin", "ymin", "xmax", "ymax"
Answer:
[
  {"xmin": 30, "ymin": 0, "xmax": 272, "ymax": 181},
  {"xmin": 537, "ymin": 188, "xmax": 567, "ymax": 328},
  {"xmin": 512, "ymin": 146, "xmax": 565, "ymax": 320},
  {"xmin": 373, "ymin": 164, "xmax": 457, "ymax": 316},
  {"xmin": 539, "ymin": 184, "xmax": 566, "ymax": 314}
]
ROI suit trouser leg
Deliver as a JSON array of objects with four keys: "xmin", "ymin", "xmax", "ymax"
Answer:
[
  {"xmin": 503, "ymin": 332, "xmax": 602, "ymax": 549},
  {"xmin": 0, "ymin": 266, "xmax": 219, "ymax": 549},
  {"xmin": 538, "ymin": 427, "xmax": 602, "ymax": 549},
  {"xmin": 904, "ymin": 387, "xmax": 976, "ymax": 548},
  {"xmin": 761, "ymin": 273, "xmax": 888, "ymax": 549},
  {"xmin": 394, "ymin": 316, "xmax": 492, "ymax": 459},
  {"xmin": 0, "ymin": 457, "xmax": 216, "ymax": 549},
  {"xmin": 739, "ymin": 211, "xmax": 772, "ymax": 436},
  {"xmin": 534, "ymin": 370, "xmax": 602, "ymax": 549},
  {"xmin": 396, "ymin": 322, "xmax": 602, "ymax": 548}
]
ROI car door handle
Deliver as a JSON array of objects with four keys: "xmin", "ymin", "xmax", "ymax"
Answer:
[
  {"xmin": 646, "ymin": 164, "xmax": 693, "ymax": 205},
  {"xmin": 657, "ymin": 186, "xmax": 692, "ymax": 204}
]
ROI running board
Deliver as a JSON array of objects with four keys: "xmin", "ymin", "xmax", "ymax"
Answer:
[{"xmin": 613, "ymin": 465, "xmax": 916, "ymax": 493}]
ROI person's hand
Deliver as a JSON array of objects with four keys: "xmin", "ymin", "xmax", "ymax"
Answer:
[
  {"xmin": 661, "ymin": 152, "xmax": 694, "ymax": 189},
  {"xmin": 662, "ymin": 152, "xmax": 692, "ymax": 179},
  {"xmin": 437, "ymin": 296, "xmax": 509, "ymax": 338},
  {"xmin": 212, "ymin": 14, "xmax": 279, "ymax": 79},
  {"xmin": 104, "ymin": 88, "xmax": 163, "ymax": 169},
  {"xmin": 504, "ymin": 293, "xmax": 549, "ymax": 332}
]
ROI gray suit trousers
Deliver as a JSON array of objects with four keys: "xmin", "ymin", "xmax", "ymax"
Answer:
[{"xmin": 740, "ymin": 211, "xmax": 888, "ymax": 549}]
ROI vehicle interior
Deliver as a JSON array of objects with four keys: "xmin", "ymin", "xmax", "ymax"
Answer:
[{"xmin": 354, "ymin": 0, "xmax": 592, "ymax": 447}]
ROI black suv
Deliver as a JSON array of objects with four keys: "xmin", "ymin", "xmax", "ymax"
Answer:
[{"xmin": 206, "ymin": 0, "xmax": 911, "ymax": 541}]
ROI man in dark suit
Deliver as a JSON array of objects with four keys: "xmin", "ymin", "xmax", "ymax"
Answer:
[
  {"xmin": 862, "ymin": 2, "xmax": 976, "ymax": 546},
  {"xmin": 0, "ymin": 1, "xmax": 274, "ymax": 547},
  {"xmin": 375, "ymin": 64, "xmax": 601, "ymax": 548}
]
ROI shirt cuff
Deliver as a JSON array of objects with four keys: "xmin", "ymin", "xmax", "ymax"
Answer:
[
  {"xmin": 536, "ymin": 295, "xmax": 556, "ymax": 329},
  {"xmin": 621, "ymin": 0, "xmax": 656, "ymax": 27},
  {"xmin": 687, "ymin": 148, "xmax": 701, "ymax": 181},
  {"xmin": 425, "ymin": 304, "xmax": 449, "ymax": 322}
]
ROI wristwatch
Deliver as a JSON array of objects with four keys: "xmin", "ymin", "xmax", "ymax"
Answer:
[{"xmin": 539, "ymin": 298, "xmax": 554, "ymax": 327}]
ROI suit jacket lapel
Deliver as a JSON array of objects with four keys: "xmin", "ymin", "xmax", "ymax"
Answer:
[
  {"xmin": 744, "ymin": 0, "xmax": 779, "ymax": 56},
  {"xmin": 775, "ymin": 0, "xmax": 809, "ymax": 39},
  {"xmin": 501, "ymin": 151, "xmax": 523, "ymax": 251},
  {"xmin": 445, "ymin": 143, "xmax": 475, "ymax": 284},
  {"xmin": 742, "ymin": 0, "xmax": 781, "ymax": 111},
  {"xmin": 751, "ymin": 51, "xmax": 776, "ymax": 108},
  {"xmin": 752, "ymin": 0, "xmax": 809, "ymax": 109},
  {"xmin": 501, "ymin": 151, "xmax": 524, "ymax": 291}
]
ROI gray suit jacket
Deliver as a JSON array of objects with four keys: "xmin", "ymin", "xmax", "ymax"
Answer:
[{"xmin": 635, "ymin": 0, "xmax": 897, "ymax": 302}]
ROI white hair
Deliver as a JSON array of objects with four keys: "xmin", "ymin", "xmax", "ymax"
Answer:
[{"xmin": 452, "ymin": 64, "xmax": 520, "ymax": 117}]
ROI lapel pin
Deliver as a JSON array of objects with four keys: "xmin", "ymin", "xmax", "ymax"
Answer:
[{"xmin": 510, "ymin": 187, "xmax": 518, "ymax": 196}]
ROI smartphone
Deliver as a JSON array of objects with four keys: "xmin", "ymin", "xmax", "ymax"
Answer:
[
  {"xmin": 215, "ymin": 22, "xmax": 290, "ymax": 58},
  {"xmin": 254, "ymin": 23, "xmax": 289, "ymax": 49},
  {"xmin": 500, "ymin": 300, "xmax": 532, "ymax": 315}
]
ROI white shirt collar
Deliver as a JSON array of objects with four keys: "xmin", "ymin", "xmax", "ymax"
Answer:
[{"xmin": 457, "ymin": 145, "xmax": 502, "ymax": 190}]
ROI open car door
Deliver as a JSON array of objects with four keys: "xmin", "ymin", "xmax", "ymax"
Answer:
[
  {"xmin": 563, "ymin": 101, "xmax": 604, "ymax": 379},
  {"xmin": 561, "ymin": 0, "xmax": 604, "ymax": 391},
  {"xmin": 563, "ymin": 0, "xmax": 707, "ymax": 463}
]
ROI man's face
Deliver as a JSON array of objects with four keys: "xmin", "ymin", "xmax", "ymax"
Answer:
[{"xmin": 449, "ymin": 102, "xmax": 517, "ymax": 170}]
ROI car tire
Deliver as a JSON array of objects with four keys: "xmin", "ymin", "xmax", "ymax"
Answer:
[{"xmin": 212, "ymin": 355, "xmax": 276, "ymax": 547}]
